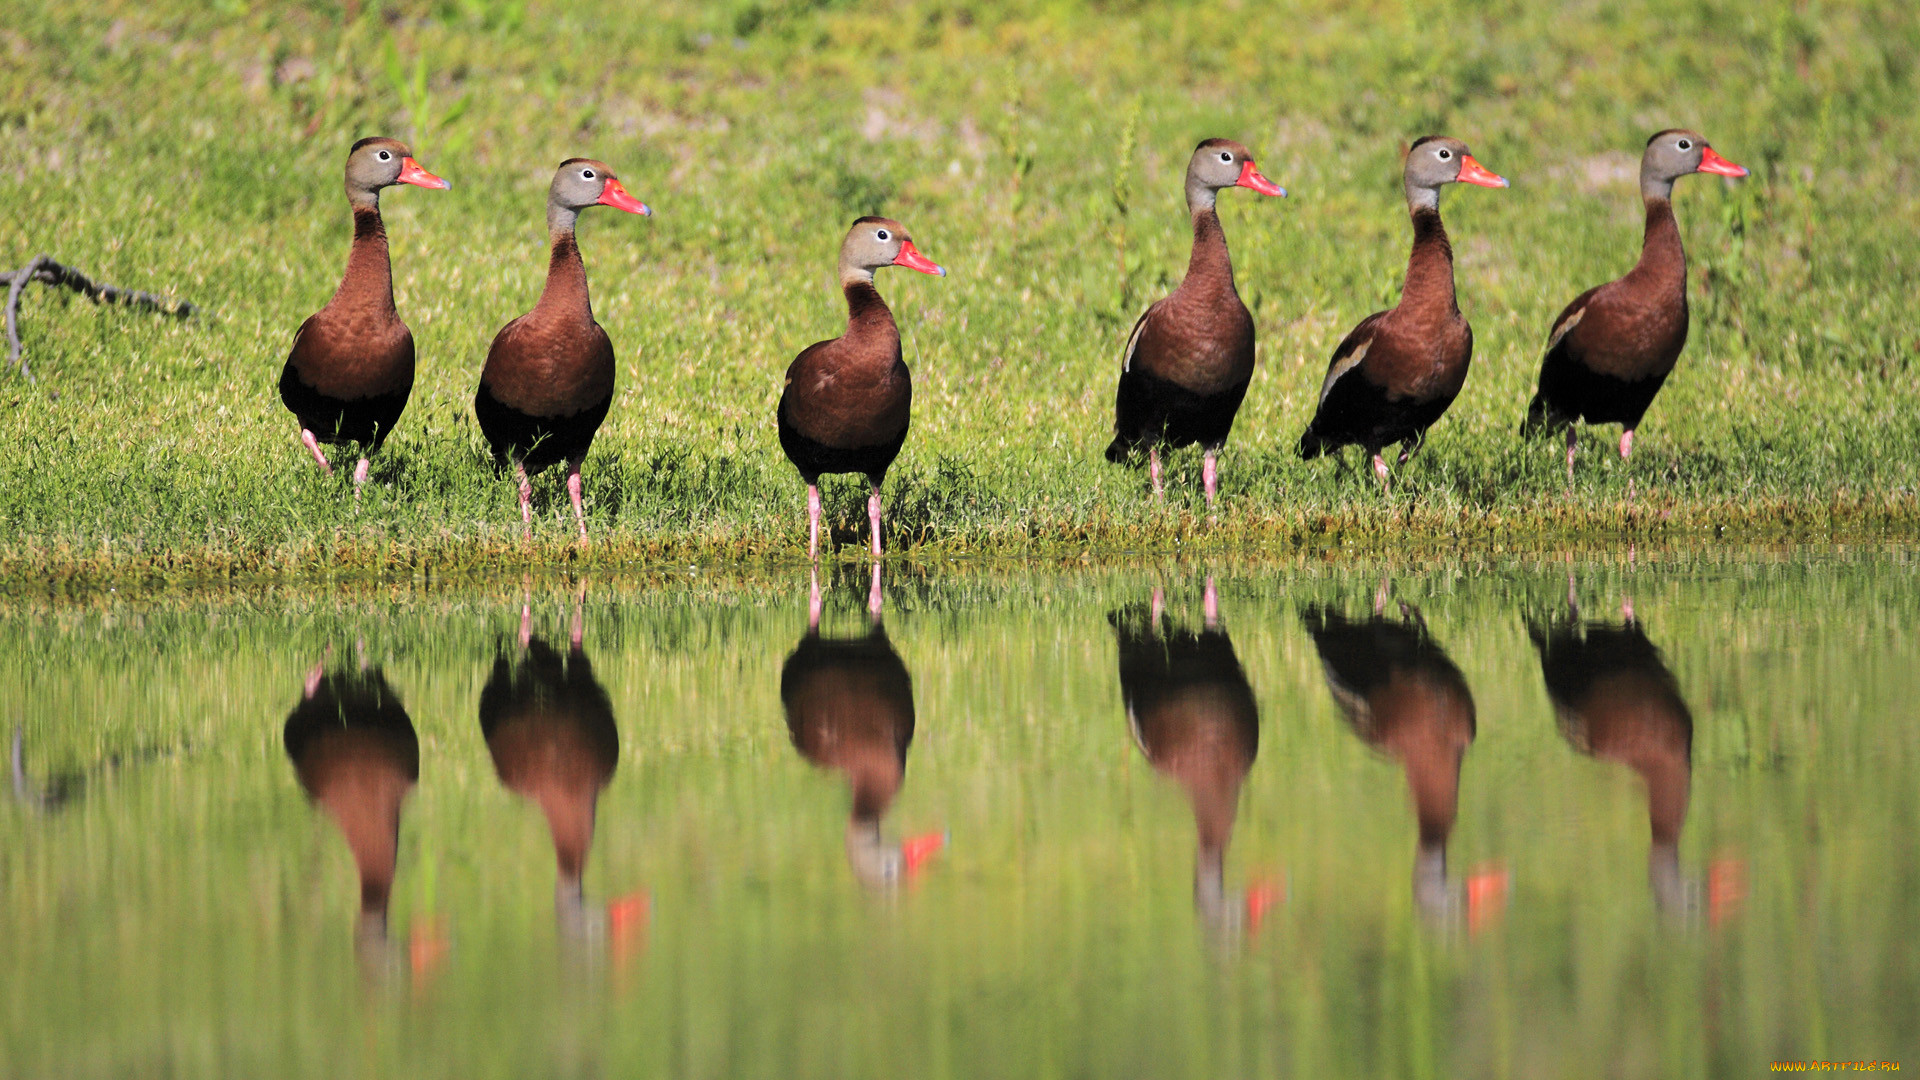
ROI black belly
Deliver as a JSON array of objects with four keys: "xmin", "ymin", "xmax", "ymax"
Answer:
[
  {"xmin": 777, "ymin": 399, "xmax": 908, "ymax": 486},
  {"xmin": 1299, "ymin": 375, "xmax": 1455, "ymax": 459},
  {"xmin": 1104, "ymin": 368, "xmax": 1250, "ymax": 463},
  {"xmin": 279, "ymin": 362, "xmax": 410, "ymax": 453},
  {"xmin": 474, "ymin": 383, "xmax": 611, "ymax": 473},
  {"xmin": 1525, "ymin": 349, "xmax": 1670, "ymax": 432}
]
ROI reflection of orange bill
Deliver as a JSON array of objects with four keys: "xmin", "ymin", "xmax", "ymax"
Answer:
[
  {"xmin": 902, "ymin": 832, "xmax": 947, "ymax": 875},
  {"xmin": 1467, "ymin": 863, "xmax": 1510, "ymax": 936},
  {"xmin": 1709, "ymin": 857, "xmax": 1747, "ymax": 928}
]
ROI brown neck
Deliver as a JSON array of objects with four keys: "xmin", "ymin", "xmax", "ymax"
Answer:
[
  {"xmin": 1399, "ymin": 206, "xmax": 1458, "ymax": 317},
  {"xmin": 1182, "ymin": 206, "xmax": 1236, "ymax": 295},
  {"xmin": 1628, "ymin": 196, "xmax": 1687, "ymax": 296},
  {"xmin": 533, "ymin": 229, "xmax": 593, "ymax": 321},
  {"xmin": 842, "ymin": 279, "xmax": 898, "ymax": 343},
  {"xmin": 328, "ymin": 206, "xmax": 396, "ymax": 314}
]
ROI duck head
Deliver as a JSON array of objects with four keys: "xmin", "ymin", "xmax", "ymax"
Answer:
[
  {"xmin": 1641, "ymin": 129, "xmax": 1748, "ymax": 199},
  {"xmin": 1184, "ymin": 138, "xmax": 1286, "ymax": 210},
  {"xmin": 1403, "ymin": 135, "xmax": 1507, "ymax": 210},
  {"xmin": 344, "ymin": 136, "xmax": 448, "ymax": 207},
  {"xmin": 548, "ymin": 157, "xmax": 651, "ymax": 232},
  {"xmin": 838, "ymin": 216, "xmax": 945, "ymax": 284}
]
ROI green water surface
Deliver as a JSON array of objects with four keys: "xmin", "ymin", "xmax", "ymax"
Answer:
[{"xmin": 3, "ymin": 552, "xmax": 1916, "ymax": 1078}]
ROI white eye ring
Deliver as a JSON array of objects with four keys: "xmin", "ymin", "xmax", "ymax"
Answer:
[
  {"xmin": 377, "ymin": 150, "xmax": 392, "ymax": 161},
  {"xmin": 582, "ymin": 168, "xmax": 596, "ymax": 179},
  {"xmin": 876, "ymin": 228, "xmax": 890, "ymax": 241},
  {"xmin": 1437, "ymin": 148, "xmax": 1452, "ymax": 160},
  {"xmin": 1219, "ymin": 151, "xmax": 1232, "ymax": 162},
  {"xmin": 1677, "ymin": 139, "xmax": 1692, "ymax": 151}
]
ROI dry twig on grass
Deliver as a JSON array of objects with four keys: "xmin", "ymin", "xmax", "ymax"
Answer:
[{"xmin": 3, "ymin": 254, "xmax": 198, "ymax": 382}]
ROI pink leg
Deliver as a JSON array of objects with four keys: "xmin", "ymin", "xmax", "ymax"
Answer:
[
  {"xmin": 868, "ymin": 482, "xmax": 884, "ymax": 559},
  {"xmin": 566, "ymin": 455, "xmax": 587, "ymax": 541},
  {"xmin": 515, "ymin": 460, "xmax": 534, "ymax": 537},
  {"xmin": 570, "ymin": 582, "xmax": 586, "ymax": 651},
  {"xmin": 1150, "ymin": 587, "xmax": 1165, "ymax": 626},
  {"xmin": 352, "ymin": 457, "xmax": 370, "ymax": 498},
  {"xmin": 1372, "ymin": 453, "xmax": 1390, "ymax": 486},
  {"xmin": 1149, "ymin": 447, "xmax": 1164, "ymax": 500},
  {"xmin": 518, "ymin": 602, "xmax": 533, "ymax": 648},
  {"xmin": 1202, "ymin": 576, "xmax": 1219, "ymax": 629},
  {"xmin": 1565, "ymin": 427, "xmax": 1577, "ymax": 483},
  {"xmin": 1621, "ymin": 597, "xmax": 1635, "ymax": 623},
  {"xmin": 868, "ymin": 560, "xmax": 884, "ymax": 621},
  {"xmin": 1202, "ymin": 449, "xmax": 1218, "ymax": 508},
  {"xmin": 808, "ymin": 568, "xmax": 823, "ymax": 631},
  {"xmin": 807, "ymin": 484, "xmax": 822, "ymax": 561},
  {"xmin": 300, "ymin": 430, "xmax": 332, "ymax": 473},
  {"xmin": 1374, "ymin": 574, "xmax": 1392, "ymax": 616},
  {"xmin": 1619, "ymin": 428, "xmax": 1634, "ymax": 459},
  {"xmin": 304, "ymin": 661, "xmax": 326, "ymax": 699}
]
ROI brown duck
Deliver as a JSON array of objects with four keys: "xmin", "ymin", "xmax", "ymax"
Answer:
[
  {"xmin": 1111, "ymin": 580, "xmax": 1264, "ymax": 940},
  {"xmin": 280, "ymin": 137, "xmax": 448, "ymax": 493},
  {"xmin": 1528, "ymin": 589, "xmax": 1696, "ymax": 914},
  {"xmin": 283, "ymin": 660, "xmax": 420, "ymax": 946},
  {"xmin": 1298, "ymin": 137, "xmax": 1506, "ymax": 485},
  {"xmin": 1303, "ymin": 596, "xmax": 1478, "ymax": 921},
  {"xmin": 1105, "ymin": 139, "xmax": 1286, "ymax": 505},
  {"xmin": 1522, "ymin": 131, "xmax": 1749, "ymax": 477},
  {"xmin": 780, "ymin": 566, "xmax": 943, "ymax": 887},
  {"xmin": 479, "ymin": 597, "xmax": 620, "ymax": 934},
  {"xmin": 777, "ymin": 217, "xmax": 945, "ymax": 560},
  {"xmin": 476, "ymin": 158, "xmax": 650, "ymax": 539}
]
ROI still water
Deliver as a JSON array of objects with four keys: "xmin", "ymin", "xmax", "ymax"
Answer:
[{"xmin": 4, "ymin": 551, "xmax": 1916, "ymax": 1078}]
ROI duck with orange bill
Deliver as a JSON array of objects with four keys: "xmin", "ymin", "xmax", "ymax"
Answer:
[
  {"xmin": 1297, "ymin": 137, "xmax": 1506, "ymax": 486},
  {"xmin": 475, "ymin": 158, "xmax": 651, "ymax": 540},
  {"xmin": 1522, "ymin": 131, "xmax": 1750, "ymax": 477},
  {"xmin": 777, "ymin": 218, "xmax": 945, "ymax": 560},
  {"xmin": 1105, "ymin": 140, "xmax": 1286, "ymax": 506},
  {"xmin": 279, "ymin": 137, "xmax": 448, "ymax": 495}
]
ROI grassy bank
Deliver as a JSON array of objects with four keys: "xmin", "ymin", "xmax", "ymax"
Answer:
[{"xmin": 2, "ymin": 0, "xmax": 1917, "ymax": 586}]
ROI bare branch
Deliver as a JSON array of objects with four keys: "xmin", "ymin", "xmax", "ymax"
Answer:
[{"xmin": 4, "ymin": 255, "xmax": 198, "ymax": 382}]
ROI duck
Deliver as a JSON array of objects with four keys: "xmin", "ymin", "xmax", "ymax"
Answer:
[
  {"xmin": 1521, "ymin": 131, "xmax": 1749, "ymax": 477},
  {"xmin": 479, "ymin": 593, "xmax": 621, "ymax": 936},
  {"xmin": 1527, "ymin": 585, "xmax": 1696, "ymax": 915},
  {"xmin": 1302, "ymin": 594, "xmax": 1478, "ymax": 923},
  {"xmin": 475, "ymin": 158, "xmax": 650, "ymax": 539},
  {"xmin": 283, "ymin": 659, "xmax": 419, "ymax": 948},
  {"xmin": 1297, "ymin": 137, "xmax": 1506, "ymax": 484},
  {"xmin": 780, "ymin": 565, "xmax": 943, "ymax": 888},
  {"xmin": 777, "ymin": 217, "xmax": 945, "ymax": 560},
  {"xmin": 1110, "ymin": 579, "xmax": 1268, "ymax": 942},
  {"xmin": 279, "ymin": 137, "xmax": 448, "ymax": 494},
  {"xmin": 1104, "ymin": 139, "xmax": 1286, "ymax": 505}
]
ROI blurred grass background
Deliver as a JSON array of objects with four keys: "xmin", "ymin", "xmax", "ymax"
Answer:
[{"xmin": 1, "ymin": 0, "xmax": 1917, "ymax": 584}]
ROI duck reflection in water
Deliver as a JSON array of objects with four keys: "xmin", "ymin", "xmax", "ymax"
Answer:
[
  {"xmin": 480, "ymin": 588, "xmax": 632, "ymax": 941},
  {"xmin": 1112, "ymin": 578, "xmax": 1273, "ymax": 943},
  {"xmin": 282, "ymin": 650, "xmax": 419, "ymax": 954},
  {"xmin": 781, "ymin": 564, "xmax": 944, "ymax": 889},
  {"xmin": 1303, "ymin": 587, "xmax": 1482, "ymax": 925},
  {"xmin": 1528, "ymin": 585, "xmax": 1699, "ymax": 917}
]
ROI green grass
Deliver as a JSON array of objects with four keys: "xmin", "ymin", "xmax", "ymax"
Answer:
[{"xmin": 2, "ymin": 0, "xmax": 1917, "ymax": 586}]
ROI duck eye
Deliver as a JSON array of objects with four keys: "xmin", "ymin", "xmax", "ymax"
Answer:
[
  {"xmin": 582, "ymin": 168, "xmax": 596, "ymax": 179},
  {"xmin": 1677, "ymin": 139, "xmax": 1692, "ymax": 151},
  {"xmin": 876, "ymin": 229, "xmax": 890, "ymax": 241},
  {"xmin": 376, "ymin": 150, "xmax": 392, "ymax": 161},
  {"xmin": 1219, "ymin": 151, "xmax": 1232, "ymax": 163},
  {"xmin": 1437, "ymin": 148, "xmax": 1452, "ymax": 160}
]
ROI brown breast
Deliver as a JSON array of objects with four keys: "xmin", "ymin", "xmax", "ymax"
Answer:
[
  {"xmin": 480, "ymin": 311, "xmax": 617, "ymax": 418},
  {"xmin": 781, "ymin": 283, "xmax": 911, "ymax": 449}
]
